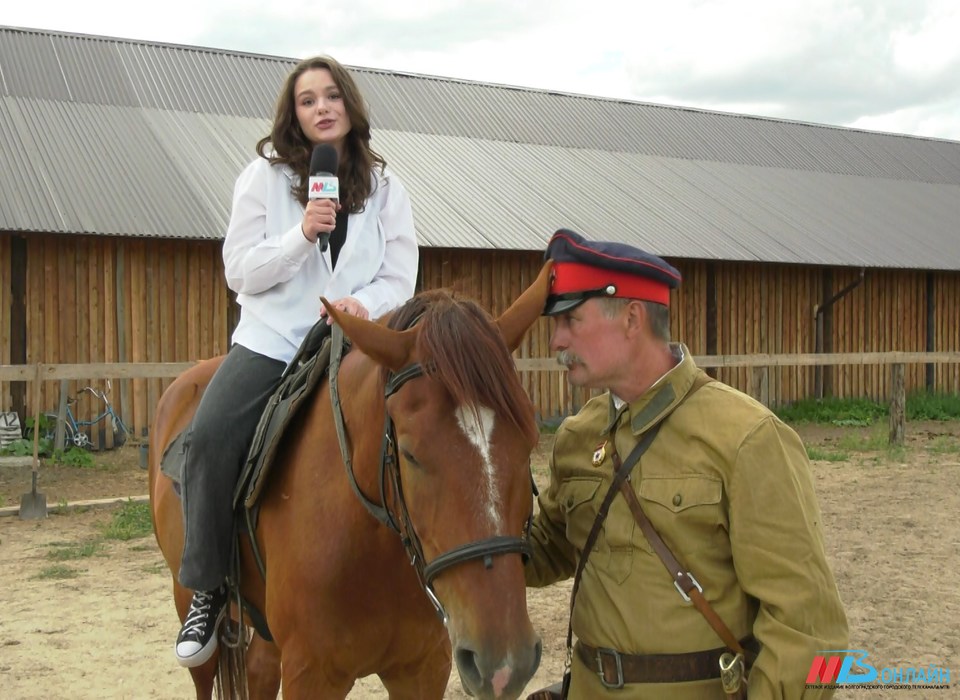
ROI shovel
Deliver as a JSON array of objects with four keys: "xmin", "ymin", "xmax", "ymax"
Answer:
[
  {"xmin": 20, "ymin": 469, "xmax": 47, "ymax": 519},
  {"xmin": 20, "ymin": 365, "xmax": 47, "ymax": 520}
]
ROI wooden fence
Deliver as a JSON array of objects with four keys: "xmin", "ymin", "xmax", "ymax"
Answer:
[
  {"xmin": 2, "ymin": 351, "xmax": 959, "ymax": 449},
  {"xmin": 6, "ymin": 240, "xmax": 959, "ymax": 427}
]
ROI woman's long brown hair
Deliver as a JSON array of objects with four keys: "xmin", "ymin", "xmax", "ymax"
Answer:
[{"xmin": 256, "ymin": 56, "xmax": 385, "ymax": 213}]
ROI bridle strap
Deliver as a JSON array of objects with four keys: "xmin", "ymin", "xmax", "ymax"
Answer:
[
  {"xmin": 329, "ymin": 323, "xmax": 393, "ymax": 527},
  {"xmin": 383, "ymin": 361, "xmax": 534, "ymax": 612},
  {"xmin": 331, "ymin": 320, "xmax": 535, "ymax": 622},
  {"xmin": 385, "ymin": 363, "xmax": 424, "ymax": 398},
  {"xmin": 423, "ymin": 536, "xmax": 532, "ymax": 585}
]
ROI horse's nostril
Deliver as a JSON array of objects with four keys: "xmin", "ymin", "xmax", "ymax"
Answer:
[
  {"xmin": 455, "ymin": 639, "xmax": 542, "ymax": 697},
  {"xmin": 455, "ymin": 646, "xmax": 482, "ymax": 693}
]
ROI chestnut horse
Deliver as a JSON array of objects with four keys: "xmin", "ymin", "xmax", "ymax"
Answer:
[{"xmin": 149, "ymin": 263, "xmax": 552, "ymax": 699}]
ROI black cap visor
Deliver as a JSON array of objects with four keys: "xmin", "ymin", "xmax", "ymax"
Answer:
[{"xmin": 543, "ymin": 288, "xmax": 611, "ymax": 316}]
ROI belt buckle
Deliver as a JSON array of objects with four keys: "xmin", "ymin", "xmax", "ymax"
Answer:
[{"xmin": 594, "ymin": 647, "xmax": 624, "ymax": 689}]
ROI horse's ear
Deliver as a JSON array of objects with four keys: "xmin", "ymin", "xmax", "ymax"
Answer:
[
  {"xmin": 321, "ymin": 298, "xmax": 417, "ymax": 371},
  {"xmin": 495, "ymin": 260, "xmax": 553, "ymax": 351}
]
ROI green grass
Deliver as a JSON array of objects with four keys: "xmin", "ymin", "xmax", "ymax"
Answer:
[
  {"xmin": 56, "ymin": 448, "xmax": 96, "ymax": 468},
  {"xmin": 887, "ymin": 446, "xmax": 908, "ymax": 463},
  {"xmin": 775, "ymin": 397, "xmax": 887, "ymax": 425},
  {"xmin": 33, "ymin": 564, "xmax": 81, "ymax": 580},
  {"xmin": 775, "ymin": 392, "xmax": 960, "ymax": 426},
  {"xmin": 101, "ymin": 500, "xmax": 153, "ymax": 541},
  {"xmin": 0, "ymin": 438, "xmax": 40, "ymax": 457},
  {"xmin": 835, "ymin": 430, "xmax": 888, "ymax": 452},
  {"xmin": 47, "ymin": 541, "xmax": 102, "ymax": 561},
  {"xmin": 926, "ymin": 436, "xmax": 960, "ymax": 454},
  {"xmin": 30, "ymin": 502, "xmax": 155, "ymax": 582},
  {"xmin": 907, "ymin": 392, "xmax": 960, "ymax": 421}
]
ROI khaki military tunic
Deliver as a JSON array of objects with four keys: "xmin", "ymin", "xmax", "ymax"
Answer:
[{"xmin": 526, "ymin": 346, "xmax": 849, "ymax": 699}]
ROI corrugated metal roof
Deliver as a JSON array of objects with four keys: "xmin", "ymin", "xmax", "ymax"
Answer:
[
  {"xmin": 381, "ymin": 131, "xmax": 960, "ymax": 269},
  {"xmin": 1, "ymin": 25, "xmax": 959, "ymax": 270}
]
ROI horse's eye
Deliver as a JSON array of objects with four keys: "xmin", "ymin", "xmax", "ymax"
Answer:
[{"xmin": 400, "ymin": 448, "xmax": 419, "ymax": 466}]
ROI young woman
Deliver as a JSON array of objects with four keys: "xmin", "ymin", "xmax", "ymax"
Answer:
[{"xmin": 174, "ymin": 55, "xmax": 419, "ymax": 667}]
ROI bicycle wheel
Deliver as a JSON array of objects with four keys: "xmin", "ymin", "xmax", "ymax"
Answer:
[
  {"xmin": 42, "ymin": 413, "xmax": 77, "ymax": 451},
  {"xmin": 111, "ymin": 415, "xmax": 128, "ymax": 448}
]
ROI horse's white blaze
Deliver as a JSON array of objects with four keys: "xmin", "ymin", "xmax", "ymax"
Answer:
[{"xmin": 456, "ymin": 404, "xmax": 500, "ymax": 528}]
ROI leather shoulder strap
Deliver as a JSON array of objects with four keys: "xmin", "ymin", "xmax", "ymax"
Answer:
[
  {"xmin": 613, "ymin": 374, "xmax": 749, "ymax": 658},
  {"xmin": 617, "ymin": 480, "xmax": 747, "ymax": 656},
  {"xmin": 562, "ymin": 372, "xmax": 713, "ymax": 658}
]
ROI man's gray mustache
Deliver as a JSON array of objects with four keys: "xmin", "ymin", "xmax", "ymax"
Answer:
[{"xmin": 556, "ymin": 351, "xmax": 583, "ymax": 367}]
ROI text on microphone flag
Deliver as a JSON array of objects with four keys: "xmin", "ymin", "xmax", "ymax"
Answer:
[{"xmin": 308, "ymin": 175, "xmax": 339, "ymax": 201}]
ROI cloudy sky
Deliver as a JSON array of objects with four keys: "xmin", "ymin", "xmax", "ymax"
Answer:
[{"xmin": 6, "ymin": 0, "xmax": 960, "ymax": 141}]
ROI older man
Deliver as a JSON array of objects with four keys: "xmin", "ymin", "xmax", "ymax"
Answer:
[{"xmin": 525, "ymin": 229, "xmax": 848, "ymax": 699}]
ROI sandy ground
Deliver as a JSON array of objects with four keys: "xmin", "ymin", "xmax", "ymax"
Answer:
[{"xmin": 1, "ymin": 422, "xmax": 959, "ymax": 699}]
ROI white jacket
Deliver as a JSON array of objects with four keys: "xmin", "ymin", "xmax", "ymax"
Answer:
[{"xmin": 223, "ymin": 156, "xmax": 418, "ymax": 365}]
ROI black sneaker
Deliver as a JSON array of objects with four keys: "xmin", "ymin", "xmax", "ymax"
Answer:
[{"xmin": 174, "ymin": 586, "xmax": 227, "ymax": 668}]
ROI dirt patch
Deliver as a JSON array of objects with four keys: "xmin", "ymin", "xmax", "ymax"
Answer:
[
  {"xmin": 0, "ymin": 443, "xmax": 148, "ymax": 510},
  {"xmin": 1, "ymin": 422, "xmax": 959, "ymax": 698}
]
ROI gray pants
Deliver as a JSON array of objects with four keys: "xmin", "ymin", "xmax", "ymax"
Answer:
[{"xmin": 178, "ymin": 344, "xmax": 285, "ymax": 591}]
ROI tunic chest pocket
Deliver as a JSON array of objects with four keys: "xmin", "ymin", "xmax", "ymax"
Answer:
[
  {"xmin": 639, "ymin": 476, "xmax": 722, "ymax": 513},
  {"xmin": 637, "ymin": 476, "xmax": 725, "ymax": 555},
  {"xmin": 558, "ymin": 476, "xmax": 602, "ymax": 551}
]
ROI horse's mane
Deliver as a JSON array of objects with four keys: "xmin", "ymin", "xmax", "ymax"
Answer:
[{"xmin": 386, "ymin": 290, "xmax": 538, "ymax": 444}]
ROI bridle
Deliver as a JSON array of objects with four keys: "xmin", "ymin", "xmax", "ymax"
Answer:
[{"xmin": 329, "ymin": 324, "xmax": 533, "ymax": 624}]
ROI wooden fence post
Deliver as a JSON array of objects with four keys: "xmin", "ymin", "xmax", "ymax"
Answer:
[
  {"xmin": 750, "ymin": 367, "xmax": 769, "ymax": 406},
  {"xmin": 31, "ymin": 364, "xmax": 42, "ymax": 467},
  {"xmin": 55, "ymin": 379, "xmax": 69, "ymax": 450},
  {"xmin": 889, "ymin": 363, "xmax": 905, "ymax": 446}
]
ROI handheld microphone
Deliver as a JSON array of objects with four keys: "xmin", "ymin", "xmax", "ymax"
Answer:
[{"xmin": 308, "ymin": 144, "xmax": 339, "ymax": 252}]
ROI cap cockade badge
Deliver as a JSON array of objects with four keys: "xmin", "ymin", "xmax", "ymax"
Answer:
[{"xmin": 592, "ymin": 441, "xmax": 607, "ymax": 466}]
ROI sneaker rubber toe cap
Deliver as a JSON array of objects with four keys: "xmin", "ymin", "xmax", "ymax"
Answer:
[{"xmin": 175, "ymin": 637, "xmax": 218, "ymax": 668}]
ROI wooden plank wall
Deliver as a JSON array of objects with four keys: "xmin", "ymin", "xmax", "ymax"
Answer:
[
  {"xmin": 831, "ymin": 268, "xmax": 925, "ymax": 400},
  {"xmin": 1, "ymin": 233, "xmax": 27, "ymax": 419},
  {"xmin": 419, "ymin": 250, "xmax": 960, "ymax": 418},
  {"xmin": 712, "ymin": 262, "xmax": 820, "ymax": 403},
  {"xmin": 0, "ymin": 235, "xmax": 10, "ymax": 399},
  {"xmin": 418, "ymin": 248, "xmax": 579, "ymax": 420},
  {"xmin": 934, "ymin": 271, "xmax": 960, "ymax": 394},
  {"xmin": 5, "ymin": 236, "xmax": 960, "ymax": 432},
  {"xmin": 20, "ymin": 234, "xmax": 231, "ymax": 445}
]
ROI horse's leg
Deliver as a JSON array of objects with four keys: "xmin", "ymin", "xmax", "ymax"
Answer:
[
  {"xmin": 378, "ymin": 635, "xmax": 452, "ymax": 700},
  {"xmin": 246, "ymin": 633, "xmax": 281, "ymax": 700},
  {"xmin": 277, "ymin": 639, "xmax": 354, "ymax": 700},
  {"xmin": 155, "ymin": 472, "xmax": 237, "ymax": 700},
  {"xmin": 150, "ymin": 360, "xmax": 229, "ymax": 699},
  {"xmin": 155, "ymin": 478, "xmax": 218, "ymax": 700},
  {"xmin": 187, "ymin": 659, "xmax": 219, "ymax": 700}
]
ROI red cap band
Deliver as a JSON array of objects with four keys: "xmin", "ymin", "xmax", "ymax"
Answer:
[{"xmin": 551, "ymin": 261, "xmax": 671, "ymax": 305}]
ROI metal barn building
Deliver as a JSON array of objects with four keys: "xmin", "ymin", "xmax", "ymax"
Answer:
[{"xmin": 2, "ymin": 26, "xmax": 959, "ymax": 436}]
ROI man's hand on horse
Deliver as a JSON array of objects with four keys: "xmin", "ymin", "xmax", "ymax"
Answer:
[{"xmin": 320, "ymin": 296, "xmax": 369, "ymax": 325}]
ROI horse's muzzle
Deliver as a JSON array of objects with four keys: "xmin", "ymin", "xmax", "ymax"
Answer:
[{"xmin": 455, "ymin": 635, "xmax": 543, "ymax": 700}]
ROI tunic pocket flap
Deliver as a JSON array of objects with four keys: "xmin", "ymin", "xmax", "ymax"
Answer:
[
  {"xmin": 560, "ymin": 476, "xmax": 602, "ymax": 514},
  {"xmin": 639, "ymin": 476, "xmax": 722, "ymax": 513}
]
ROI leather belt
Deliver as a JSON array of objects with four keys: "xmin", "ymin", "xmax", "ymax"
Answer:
[{"xmin": 576, "ymin": 637, "xmax": 759, "ymax": 689}]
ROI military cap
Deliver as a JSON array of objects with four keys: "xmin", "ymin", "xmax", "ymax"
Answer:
[{"xmin": 543, "ymin": 229, "xmax": 681, "ymax": 315}]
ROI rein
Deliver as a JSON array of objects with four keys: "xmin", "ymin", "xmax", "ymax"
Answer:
[{"xmin": 328, "ymin": 322, "xmax": 533, "ymax": 624}]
